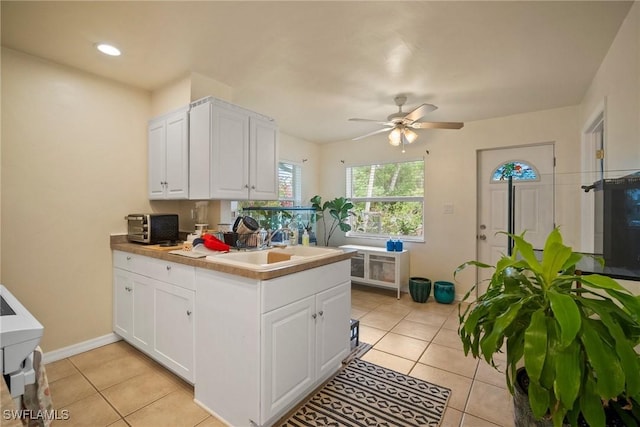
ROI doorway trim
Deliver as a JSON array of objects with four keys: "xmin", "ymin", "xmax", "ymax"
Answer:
[{"xmin": 580, "ymin": 98, "xmax": 607, "ymax": 253}]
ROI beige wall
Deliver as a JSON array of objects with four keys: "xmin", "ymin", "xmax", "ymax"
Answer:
[
  {"xmin": 319, "ymin": 106, "xmax": 581, "ymax": 299},
  {"xmin": 581, "ymin": 1, "xmax": 640, "ymax": 173},
  {"xmin": 1, "ymin": 48, "xmax": 152, "ymax": 351}
]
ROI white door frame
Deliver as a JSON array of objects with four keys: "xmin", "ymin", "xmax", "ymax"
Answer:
[{"xmin": 580, "ymin": 98, "xmax": 607, "ymax": 253}]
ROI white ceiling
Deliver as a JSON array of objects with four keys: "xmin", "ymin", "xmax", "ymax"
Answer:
[{"xmin": 1, "ymin": 1, "xmax": 633, "ymax": 143}]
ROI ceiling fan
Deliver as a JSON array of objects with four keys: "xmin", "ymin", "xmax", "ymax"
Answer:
[{"xmin": 349, "ymin": 95, "xmax": 464, "ymax": 150}]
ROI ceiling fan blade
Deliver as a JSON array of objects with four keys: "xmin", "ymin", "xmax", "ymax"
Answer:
[
  {"xmin": 410, "ymin": 121, "xmax": 464, "ymax": 130},
  {"xmin": 351, "ymin": 127, "xmax": 394, "ymax": 141},
  {"xmin": 348, "ymin": 118, "xmax": 395, "ymax": 126},
  {"xmin": 403, "ymin": 103, "xmax": 438, "ymax": 123}
]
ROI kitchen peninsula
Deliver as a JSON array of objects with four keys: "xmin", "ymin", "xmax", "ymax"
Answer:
[{"xmin": 111, "ymin": 236, "xmax": 355, "ymax": 426}]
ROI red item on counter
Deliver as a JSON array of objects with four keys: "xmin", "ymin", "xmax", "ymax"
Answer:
[{"xmin": 202, "ymin": 233, "xmax": 231, "ymax": 252}]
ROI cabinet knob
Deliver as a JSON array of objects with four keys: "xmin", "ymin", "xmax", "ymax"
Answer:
[
  {"xmin": 312, "ymin": 313, "xmax": 317, "ymax": 319},
  {"xmin": 319, "ymin": 310, "xmax": 324, "ymax": 317},
  {"xmin": 125, "ymin": 286, "xmax": 132, "ymax": 292},
  {"xmin": 126, "ymin": 256, "xmax": 132, "ymax": 261},
  {"xmin": 166, "ymin": 265, "xmax": 172, "ymax": 271},
  {"xmin": 251, "ymin": 185, "xmax": 256, "ymax": 190},
  {"xmin": 244, "ymin": 184, "xmax": 249, "ymax": 189},
  {"xmin": 187, "ymin": 310, "xmax": 192, "ymax": 316}
]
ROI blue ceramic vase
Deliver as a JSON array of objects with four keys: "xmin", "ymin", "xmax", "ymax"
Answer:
[{"xmin": 434, "ymin": 281, "xmax": 455, "ymax": 304}]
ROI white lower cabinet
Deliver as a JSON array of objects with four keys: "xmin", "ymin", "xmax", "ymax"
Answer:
[
  {"xmin": 195, "ymin": 260, "xmax": 351, "ymax": 427},
  {"xmin": 261, "ymin": 282, "xmax": 350, "ymax": 423},
  {"xmin": 113, "ymin": 268, "xmax": 134, "ymax": 339},
  {"xmin": 152, "ymin": 280, "xmax": 195, "ymax": 381},
  {"xmin": 112, "ymin": 251, "xmax": 195, "ymax": 383}
]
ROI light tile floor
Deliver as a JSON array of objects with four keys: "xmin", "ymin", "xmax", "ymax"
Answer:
[
  {"xmin": 352, "ymin": 284, "xmax": 515, "ymax": 427},
  {"xmin": 43, "ymin": 284, "xmax": 514, "ymax": 426}
]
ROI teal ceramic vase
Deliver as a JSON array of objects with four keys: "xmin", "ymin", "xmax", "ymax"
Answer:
[
  {"xmin": 434, "ymin": 281, "xmax": 455, "ymax": 304},
  {"xmin": 409, "ymin": 277, "xmax": 431, "ymax": 303}
]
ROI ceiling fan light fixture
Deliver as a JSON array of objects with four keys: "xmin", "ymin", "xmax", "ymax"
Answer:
[
  {"xmin": 388, "ymin": 127, "xmax": 402, "ymax": 146},
  {"xmin": 404, "ymin": 128, "xmax": 418, "ymax": 144}
]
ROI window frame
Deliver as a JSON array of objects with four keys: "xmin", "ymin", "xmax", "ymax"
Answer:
[
  {"xmin": 345, "ymin": 158, "xmax": 425, "ymax": 242},
  {"xmin": 278, "ymin": 160, "xmax": 302, "ymax": 206}
]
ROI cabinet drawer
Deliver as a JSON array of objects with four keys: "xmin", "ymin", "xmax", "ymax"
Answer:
[
  {"xmin": 113, "ymin": 250, "xmax": 142, "ymax": 271},
  {"xmin": 142, "ymin": 257, "xmax": 195, "ymax": 290},
  {"xmin": 113, "ymin": 251, "xmax": 195, "ymax": 290}
]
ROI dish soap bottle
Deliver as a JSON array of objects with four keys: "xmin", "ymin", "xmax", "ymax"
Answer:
[{"xmin": 302, "ymin": 229, "xmax": 310, "ymax": 246}]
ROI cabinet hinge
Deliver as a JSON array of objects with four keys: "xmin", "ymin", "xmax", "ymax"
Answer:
[{"xmin": 596, "ymin": 149, "xmax": 605, "ymax": 159}]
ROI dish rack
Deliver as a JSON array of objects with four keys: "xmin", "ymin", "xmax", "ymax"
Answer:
[{"xmin": 222, "ymin": 232, "xmax": 256, "ymax": 249}]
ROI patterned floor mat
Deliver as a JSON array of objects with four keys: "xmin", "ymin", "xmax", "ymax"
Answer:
[{"xmin": 281, "ymin": 358, "xmax": 451, "ymax": 426}]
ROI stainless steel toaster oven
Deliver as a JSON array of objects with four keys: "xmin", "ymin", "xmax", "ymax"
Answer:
[{"xmin": 126, "ymin": 213, "xmax": 179, "ymax": 244}]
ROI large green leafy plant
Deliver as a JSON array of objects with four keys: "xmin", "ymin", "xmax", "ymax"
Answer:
[
  {"xmin": 310, "ymin": 195, "xmax": 353, "ymax": 246},
  {"xmin": 456, "ymin": 228, "xmax": 640, "ymax": 426}
]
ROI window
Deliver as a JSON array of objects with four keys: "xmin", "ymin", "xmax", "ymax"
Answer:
[
  {"xmin": 239, "ymin": 161, "xmax": 302, "ymax": 209},
  {"xmin": 346, "ymin": 159, "xmax": 424, "ymax": 240},
  {"xmin": 491, "ymin": 161, "xmax": 539, "ymax": 182},
  {"xmin": 278, "ymin": 161, "xmax": 302, "ymax": 206}
]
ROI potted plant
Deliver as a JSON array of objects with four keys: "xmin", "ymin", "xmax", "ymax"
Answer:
[
  {"xmin": 455, "ymin": 228, "xmax": 640, "ymax": 426},
  {"xmin": 310, "ymin": 195, "xmax": 353, "ymax": 246}
]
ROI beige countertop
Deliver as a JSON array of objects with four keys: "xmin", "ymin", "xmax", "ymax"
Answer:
[{"xmin": 110, "ymin": 235, "xmax": 356, "ymax": 280}]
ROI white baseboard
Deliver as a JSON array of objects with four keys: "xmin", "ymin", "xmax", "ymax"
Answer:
[{"xmin": 42, "ymin": 333, "xmax": 122, "ymax": 364}]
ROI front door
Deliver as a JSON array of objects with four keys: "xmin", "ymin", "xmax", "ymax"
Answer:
[{"xmin": 476, "ymin": 144, "xmax": 555, "ymax": 295}]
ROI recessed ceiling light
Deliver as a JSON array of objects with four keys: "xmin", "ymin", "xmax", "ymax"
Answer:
[{"xmin": 96, "ymin": 43, "xmax": 121, "ymax": 56}]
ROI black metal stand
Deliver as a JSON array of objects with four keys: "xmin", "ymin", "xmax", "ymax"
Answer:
[{"xmin": 507, "ymin": 176, "xmax": 514, "ymax": 256}]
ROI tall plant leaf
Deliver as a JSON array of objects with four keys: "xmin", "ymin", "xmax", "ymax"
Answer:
[
  {"xmin": 580, "ymin": 322, "xmax": 625, "ymax": 398},
  {"xmin": 548, "ymin": 290, "xmax": 581, "ymax": 346},
  {"xmin": 511, "ymin": 233, "xmax": 542, "ymax": 274},
  {"xmin": 524, "ymin": 310, "xmax": 547, "ymax": 383},
  {"xmin": 528, "ymin": 379, "xmax": 551, "ymax": 419},
  {"xmin": 553, "ymin": 340, "xmax": 581, "ymax": 411},
  {"xmin": 480, "ymin": 301, "xmax": 523, "ymax": 361},
  {"xmin": 541, "ymin": 242, "xmax": 571, "ymax": 286},
  {"xmin": 581, "ymin": 298, "xmax": 640, "ymax": 396},
  {"xmin": 580, "ymin": 377, "xmax": 606, "ymax": 427}
]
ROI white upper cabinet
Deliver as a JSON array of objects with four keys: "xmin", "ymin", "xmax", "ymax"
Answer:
[
  {"xmin": 249, "ymin": 115, "xmax": 279, "ymax": 200},
  {"xmin": 189, "ymin": 97, "xmax": 278, "ymax": 200},
  {"xmin": 148, "ymin": 106, "xmax": 189, "ymax": 200}
]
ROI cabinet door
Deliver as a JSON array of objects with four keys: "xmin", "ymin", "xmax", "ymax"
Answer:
[
  {"xmin": 113, "ymin": 268, "xmax": 133, "ymax": 340},
  {"xmin": 210, "ymin": 105, "xmax": 250, "ymax": 199},
  {"xmin": 261, "ymin": 296, "xmax": 315, "ymax": 423},
  {"xmin": 368, "ymin": 254, "xmax": 397, "ymax": 286},
  {"xmin": 148, "ymin": 120, "xmax": 166, "ymax": 199},
  {"xmin": 153, "ymin": 281, "xmax": 195, "ymax": 382},
  {"xmin": 131, "ymin": 275, "xmax": 154, "ymax": 353},
  {"xmin": 315, "ymin": 282, "xmax": 351, "ymax": 380},
  {"xmin": 249, "ymin": 116, "xmax": 278, "ymax": 200},
  {"xmin": 164, "ymin": 111, "xmax": 189, "ymax": 199}
]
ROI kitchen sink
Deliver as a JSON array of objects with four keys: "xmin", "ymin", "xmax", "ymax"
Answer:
[{"xmin": 205, "ymin": 246, "xmax": 343, "ymax": 271}]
